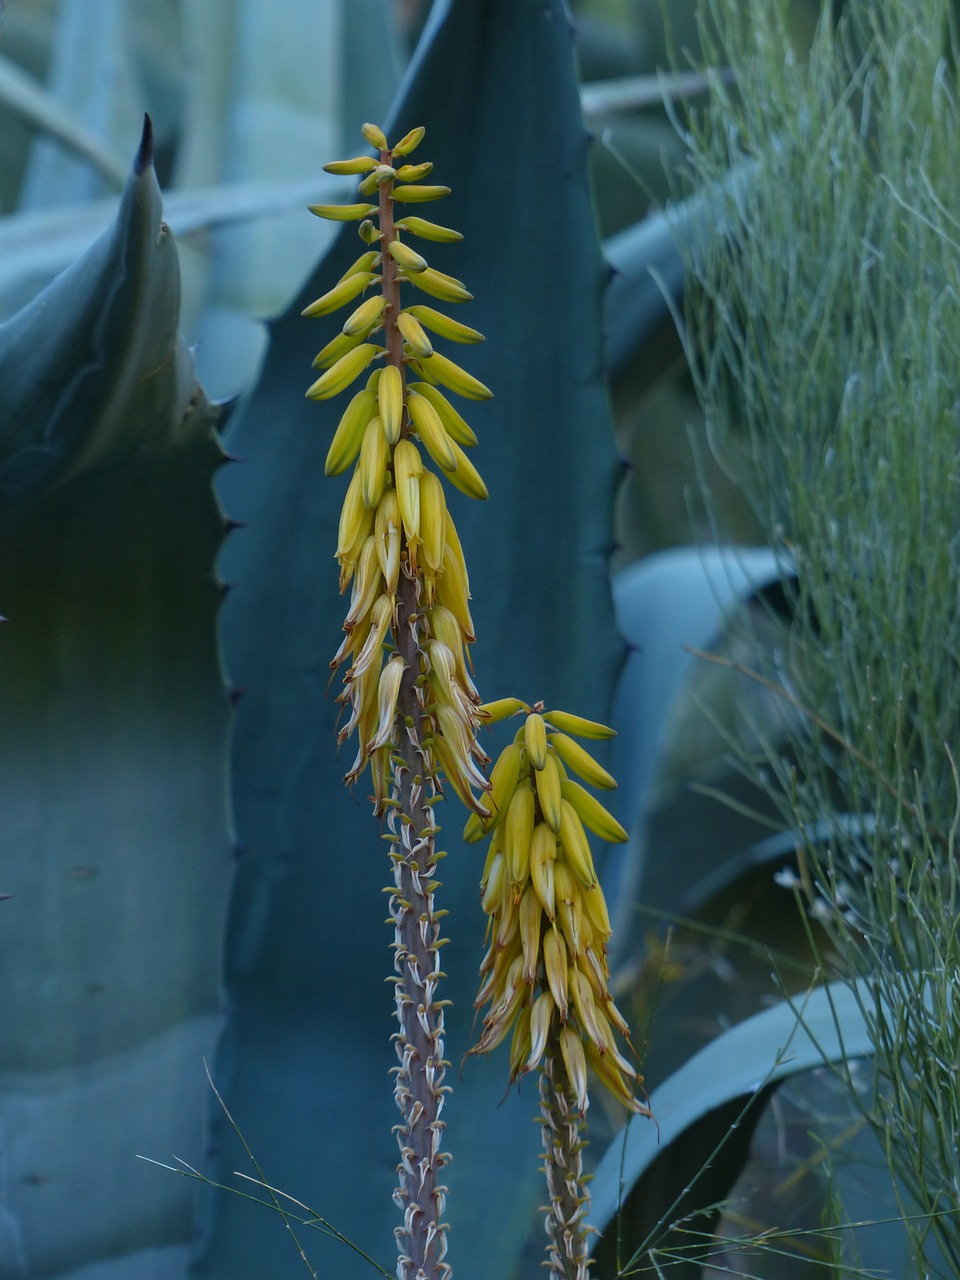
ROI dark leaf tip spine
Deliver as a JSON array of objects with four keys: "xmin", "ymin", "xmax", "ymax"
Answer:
[{"xmin": 134, "ymin": 114, "xmax": 154, "ymax": 176}]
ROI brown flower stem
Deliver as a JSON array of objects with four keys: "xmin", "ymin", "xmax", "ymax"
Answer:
[
  {"xmin": 381, "ymin": 152, "xmax": 451, "ymax": 1280},
  {"xmin": 540, "ymin": 1026, "xmax": 592, "ymax": 1280}
]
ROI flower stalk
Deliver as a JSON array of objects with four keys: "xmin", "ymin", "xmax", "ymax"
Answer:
[
  {"xmin": 468, "ymin": 700, "xmax": 652, "ymax": 1278},
  {"xmin": 306, "ymin": 123, "xmax": 492, "ymax": 1280},
  {"xmin": 540, "ymin": 1023, "xmax": 591, "ymax": 1280}
]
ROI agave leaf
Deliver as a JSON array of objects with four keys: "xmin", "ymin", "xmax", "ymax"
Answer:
[
  {"xmin": 607, "ymin": 546, "xmax": 780, "ymax": 956},
  {"xmin": 0, "ymin": 174, "xmax": 347, "ymax": 322},
  {"xmin": 603, "ymin": 202, "xmax": 687, "ymax": 381},
  {"xmin": 581, "ymin": 70, "xmax": 725, "ymax": 121},
  {"xmin": 17, "ymin": 0, "xmax": 145, "ymax": 210},
  {"xmin": 0, "ymin": 49, "xmax": 128, "ymax": 187},
  {"xmin": 172, "ymin": 0, "xmax": 402, "ymax": 398},
  {"xmin": 713, "ymin": 1061, "xmax": 926, "ymax": 1280},
  {"xmin": 0, "ymin": 121, "xmax": 232, "ymax": 1276},
  {"xmin": 589, "ymin": 979, "xmax": 877, "ymax": 1273},
  {"xmin": 208, "ymin": 0, "xmax": 620, "ymax": 1276},
  {"xmin": 603, "ymin": 151, "xmax": 764, "ymax": 401},
  {"xmin": 0, "ymin": 117, "xmax": 197, "ymax": 501}
]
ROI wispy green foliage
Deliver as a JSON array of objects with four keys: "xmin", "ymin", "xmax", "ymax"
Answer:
[{"xmin": 681, "ymin": 0, "xmax": 960, "ymax": 1273}]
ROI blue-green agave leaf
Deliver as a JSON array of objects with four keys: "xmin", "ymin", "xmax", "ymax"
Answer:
[
  {"xmin": 725, "ymin": 1060, "xmax": 926, "ymax": 1280},
  {"xmin": 0, "ymin": 116, "xmax": 197, "ymax": 502},
  {"xmin": 0, "ymin": 174, "xmax": 346, "ymax": 320},
  {"xmin": 607, "ymin": 546, "xmax": 780, "ymax": 953},
  {"xmin": 208, "ymin": 1, "xmax": 621, "ymax": 1277},
  {"xmin": 604, "ymin": 204, "xmax": 686, "ymax": 381},
  {"xmin": 0, "ymin": 121, "xmax": 232, "ymax": 1277},
  {"xmin": 16, "ymin": 2, "xmax": 144, "ymax": 210},
  {"xmin": 589, "ymin": 978, "xmax": 877, "ymax": 1272},
  {"xmin": 0, "ymin": 49, "xmax": 128, "ymax": 188},
  {"xmin": 172, "ymin": 0, "xmax": 402, "ymax": 399},
  {"xmin": 603, "ymin": 160, "xmax": 758, "ymax": 383}
]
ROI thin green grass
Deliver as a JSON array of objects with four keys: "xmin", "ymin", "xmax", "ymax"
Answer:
[{"xmin": 678, "ymin": 0, "xmax": 960, "ymax": 1274}]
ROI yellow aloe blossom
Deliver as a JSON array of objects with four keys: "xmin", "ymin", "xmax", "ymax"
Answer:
[
  {"xmin": 468, "ymin": 700, "xmax": 651, "ymax": 1117},
  {"xmin": 307, "ymin": 122, "xmax": 499, "ymax": 1280},
  {"xmin": 305, "ymin": 123, "xmax": 492, "ymax": 822}
]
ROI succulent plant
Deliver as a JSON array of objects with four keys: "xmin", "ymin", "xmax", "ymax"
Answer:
[{"xmin": 5, "ymin": 1, "xmax": 951, "ymax": 1278}]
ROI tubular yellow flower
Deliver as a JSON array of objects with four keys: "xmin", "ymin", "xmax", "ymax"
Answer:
[
  {"xmin": 349, "ymin": 595, "xmax": 394, "ymax": 680},
  {"xmin": 309, "ymin": 201, "xmax": 379, "ymax": 220},
  {"xmin": 302, "ymin": 271, "xmax": 377, "ymax": 319},
  {"xmin": 391, "ymin": 125, "xmax": 425, "ymax": 157},
  {"xmin": 406, "ymin": 267, "xmax": 473, "ymax": 303},
  {"xmin": 392, "ymin": 183, "xmax": 451, "ymax": 203},
  {"xmin": 313, "ymin": 330, "xmax": 366, "ymax": 371},
  {"xmin": 395, "ymin": 161, "xmax": 433, "ymax": 182},
  {"xmin": 377, "ymin": 363, "xmax": 404, "ymax": 444},
  {"xmin": 366, "ymin": 653, "xmax": 406, "ymax": 752},
  {"xmin": 336, "ymin": 468, "xmax": 367, "ymax": 561},
  {"xmin": 559, "ymin": 1026, "xmax": 589, "ymax": 1116},
  {"xmin": 407, "ymin": 382, "xmax": 479, "ymax": 446},
  {"xmin": 374, "ymin": 488, "xmax": 401, "ymax": 593},
  {"xmin": 535, "ymin": 752, "xmax": 563, "ymax": 833},
  {"xmin": 425, "ymin": 607, "xmax": 474, "ymax": 702},
  {"xmin": 543, "ymin": 926, "xmax": 569, "ymax": 1020},
  {"xmin": 342, "ymin": 293, "xmax": 387, "ymax": 337},
  {"xmin": 323, "ymin": 155, "xmax": 378, "ymax": 175},
  {"xmin": 529, "ymin": 822, "xmax": 557, "ymax": 919},
  {"xmin": 387, "ymin": 239, "xmax": 429, "ymax": 273},
  {"xmin": 414, "ymin": 350, "xmax": 493, "ymax": 400},
  {"xmin": 312, "ymin": 331, "xmax": 365, "ymax": 371},
  {"xmin": 442, "ymin": 440, "xmax": 488, "ymax": 501},
  {"xmin": 519, "ymin": 885, "xmax": 543, "ymax": 984},
  {"xmin": 396, "ymin": 310, "xmax": 434, "ymax": 358},
  {"xmin": 527, "ymin": 990, "xmax": 555, "ymax": 1071},
  {"xmin": 360, "ymin": 122, "xmax": 388, "ymax": 149},
  {"xmin": 343, "ymin": 535, "xmax": 383, "ymax": 630},
  {"xmin": 470, "ymin": 703, "xmax": 648, "ymax": 1116},
  {"xmin": 338, "ymin": 250, "xmax": 383, "ymax": 280},
  {"xmin": 478, "ymin": 696, "xmax": 530, "ymax": 724},
  {"xmin": 560, "ymin": 777, "xmax": 629, "ymax": 842},
  {"xmin": 435, "ymin": 536, "xmax": 475, "ymax": 642},
  {"xmin": 509, "ymin": 1005, "xmax": 534, "ymax": 1081},
  {"xmin": 394, "ymin": 214, "xmax": 463, "ymax": 242},
  {"xmin": 554, "ymin": 862, "xmax": 585, "ymax": 959},
  {"xmin": 405, "ymin": 304, "xmax": 485, "ymax": 344},
  {"xmin": 544, "ymin": 709, "xmax": 617, "ymax": 740},
  {"xmin": 358, "ymin": 416, "xmax": 389, "ymax": 508},
  {"xmin": 503, "ymin": 782, "xmax": 536, "ymax": 882},
  {"xmin": 557, "ymin": 800, "xmax": 598, "ymax": 888},
  {"xmin": 392, "ymin": 438, "xmax": 423, "ymax": 548},
  {"xmin": 306, "ymin": 344, "xmax": 381, "ymax": 399},
  {"xmin": 484, "ymin": 740, "xmax": 525, "ymax": 830},
  {"xmin": 418, "ymin": 469, "xmax": 447, "ymax": 574},
  {"xmin": 324, "ymin": 387, "xmax": 378, "ymax": 477},
  {"xmin": 407, "ymin": 390, "xmax": 458, "ymax": 472},
  {"xmin": 524, "ymin": 712, "xmax": 548, "ymax": 770}
]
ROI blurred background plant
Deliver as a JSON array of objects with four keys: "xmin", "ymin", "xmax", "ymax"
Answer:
[{"xmin": 2, "ymin": 0, "xmax": 959, "ymax": 1277}]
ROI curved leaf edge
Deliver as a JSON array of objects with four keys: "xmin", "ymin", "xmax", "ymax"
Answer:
[{"xmin": 589, "ymin": 975, "xmax": 876, "ymax": 1244}]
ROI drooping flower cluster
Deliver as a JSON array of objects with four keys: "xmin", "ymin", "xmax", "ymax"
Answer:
[
  {"xmin": 305, "ymin": 122, "xmax": 492, "ymax": 818},
  {"xmin": 468, "ymin": 699, "xmax": 650, "ymax": 1115}
]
